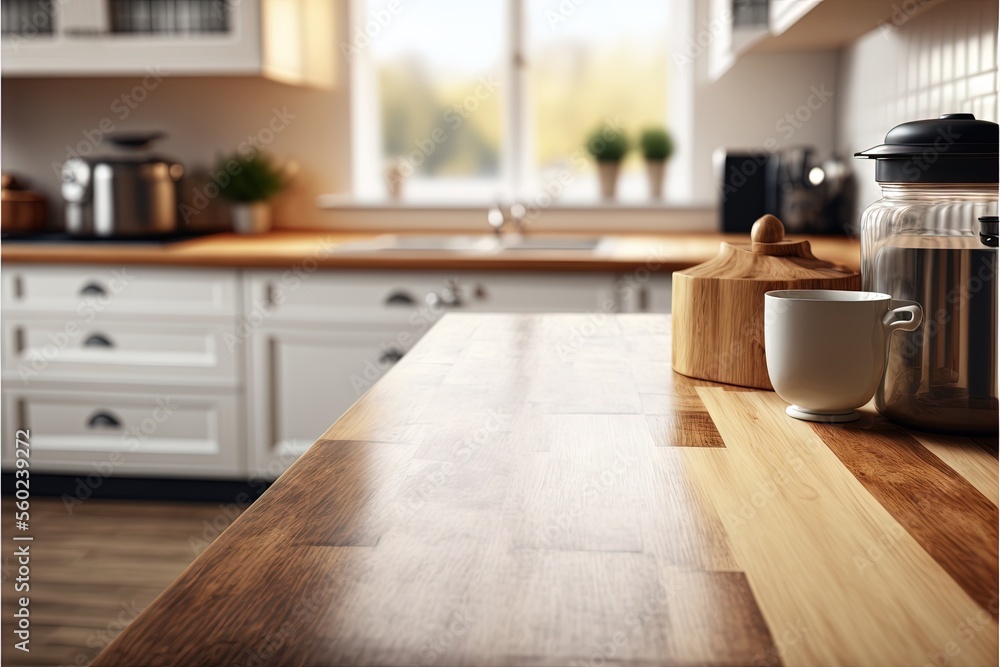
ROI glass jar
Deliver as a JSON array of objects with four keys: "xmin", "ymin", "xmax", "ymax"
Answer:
[{"xmin": 856, "ymin": 115, "xmax": 998, "ymax": 434}]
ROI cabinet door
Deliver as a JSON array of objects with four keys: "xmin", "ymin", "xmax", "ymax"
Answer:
[
  {"xmin": 1, "ymin": 386, "xmax": 242, "ymax": 479},
  {"xmin": 616, "ymin": 273, "xmax": 673, "ymax": 313},
  {"xmin": 248, "ymin": 325, "xmax": 418, "ymax": 479},
  {"xmin": 1, "ymin": 265, "xmax": 239, "ymax": 319},
  {"xmin": 2, "ymin": 317, "xmax": 240, "ymax": 388},
  {"xmin": 244, "ymin": 271, "xmax": 621, "ymax": 324},
  {"xmin": 1, "ymin": 0, "xmax": 262, "ymax": 76}
]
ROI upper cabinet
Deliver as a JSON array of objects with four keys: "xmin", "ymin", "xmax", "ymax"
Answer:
[
  {"xmin": 709, "ymin": 0, "xmax": 948, "ymax": 80},
  {"xmin": 0, "ymin": 0, "xmax": 336, "ymax": 87}
]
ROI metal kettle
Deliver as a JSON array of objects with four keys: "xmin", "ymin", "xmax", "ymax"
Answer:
[
  {"xmin": 855, "ymin": 113, "xmax": 999, "ymax": 434},
  {"xmin": 61, "ymin": 132, "xmax": 184, "ymax": 237}
]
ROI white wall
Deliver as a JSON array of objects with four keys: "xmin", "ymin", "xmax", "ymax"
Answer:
[
  {"xmin": 688, "ymin": 52, "xmax": 840, "ymax": 204},
  {"xmin": 1, "ymin": 75, "xmax": 350, "ymax": 230},
  {"xmin": 836, "ymin": 0, "xmax": 999, "ymax": 216}
]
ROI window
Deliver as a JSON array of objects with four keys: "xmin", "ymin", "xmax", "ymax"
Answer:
[{"xmin": 351, "ymin": 0, "xmax": 674, "ymax": 203}]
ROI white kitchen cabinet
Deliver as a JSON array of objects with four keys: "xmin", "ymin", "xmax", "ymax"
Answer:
[
  {"xmin": 614, "ymin": 273, "xmax": 672, "ymax": 314},
  {"xmin": 0, "ymin": 263, "xmax": 641, "ymax": 481},
  {"xmin": 1, "ymin": 317, "xmax": 240, "ymax": 388},
  {"xmin": 246, "ymin": 323, "xmax": 421, "ymax": 479},
  {"xmin": 0, "ymin": 264, "xmax": 246, "ymax": 479},
  {"xmin": 244, "ymin": 270, "xmax": 623, "ymax": 478},
  {"xmin": 1, "ymin": 0, "xmax": 335, "ymax": 87},
  {"xmin": 1, "ymin": 385, "xmax": 241, "ymax": 479},
  {"xmin": 1, "ymin": 265, "xmax": 239, "ymax": 319}
]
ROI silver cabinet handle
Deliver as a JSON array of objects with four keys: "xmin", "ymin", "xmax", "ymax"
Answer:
[
  {"xmin": 379, "ymin": 347, "xmax": 405, "ymax": 365},
  {"xmin": 83, "ymin": 333, "xmax": 114, "ymax": 348},
  {"xmin": 384, "ymin": 291, "xmax": 416, "ymax": 306},
  {"xmin": 426, "ymin": 280, "xmax": 463, "ymax": 308},
  {"xmin": 87, "ymin": 411, "xmax": 122, "ymax": 429},
  {"xmin": 80, "ymin": 282, "xmax": 107, "ymax": 297}
]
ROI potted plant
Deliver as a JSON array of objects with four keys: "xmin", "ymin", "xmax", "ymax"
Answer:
[
  {"xmin": 217, "ymin": 152, "xmax": 286, "ymax": 234},
  {"xmin": 586, "ymin": 126, "xmax": 630, "ymax": 200},
  {"xmin": 640, "ymin": 127, "xmax": 674, "ymax": 199}
]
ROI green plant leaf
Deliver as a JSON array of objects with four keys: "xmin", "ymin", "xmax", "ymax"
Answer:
[
  {"xmin": 639, "ymin": 127, "xmax": 674, "ymax": 161},
  {"xmin": 214, "ymin": 152, "xmax": 287, "ymax": 203}
]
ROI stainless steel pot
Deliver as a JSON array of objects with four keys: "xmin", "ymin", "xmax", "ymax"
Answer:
[{"xmin": 61, "ymin": 133, "xmax": 184, "ymax": 237}]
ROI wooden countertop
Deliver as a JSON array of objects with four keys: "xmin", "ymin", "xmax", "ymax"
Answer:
[
  {"xmin": 1, "ymin": 231, "xmax": 861, "ymax": 272},
  {"xmin": 94, "ymin": 314, "xmax": 997, "ymax": 667}
]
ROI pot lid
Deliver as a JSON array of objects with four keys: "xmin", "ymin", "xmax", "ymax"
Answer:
[
  {"xmin": 675, "ymin": 215, "xmax": 859, "ymax": 283},
  {"xmin": 854, "ymin": 113, "xmax": 999, "ymax": 183},
  {"xmin": 105, "ymin": 131, "xmax": 166, "ymax": 150}
]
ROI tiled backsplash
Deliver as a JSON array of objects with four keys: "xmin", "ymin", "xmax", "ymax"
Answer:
[{"xmin": 837, "ymin": 0, "xmax": 998, "ymax": 220}]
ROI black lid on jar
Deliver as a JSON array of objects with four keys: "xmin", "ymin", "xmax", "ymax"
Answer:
[{"xmin": 854, "ymin": 113, "xmax": 999, "ymax": 183}]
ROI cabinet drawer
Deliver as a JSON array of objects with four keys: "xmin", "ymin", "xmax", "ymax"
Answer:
[
  {"xmin": 245, "ymin": 271, "xmax": 618, "ymax": 323},
  {"xmin": 2, "ymin": 319, "xmax": 239, "ymax": 387},
  {"xmin": 1, "ymin": 265, "xmax": 239, "ymax": 318},
  {"xmin": 2, "ymin": 388, "xmax": 241, "ymax": 478}
]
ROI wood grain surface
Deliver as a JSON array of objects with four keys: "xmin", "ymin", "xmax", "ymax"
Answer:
[
  {"xmin": 94, "ymin": 314, "xmax": 997, "ymax": 667},
  {"xmin": 1, "ymin": 231, "xmax": 861, "ymax": 272},
  {"xmin": 0, "ymin": 499, "xmax": 240, "ymax": 667},
  {"xmin": 671, "ymin": 216, "xmax": 861, "ymax": 390}
]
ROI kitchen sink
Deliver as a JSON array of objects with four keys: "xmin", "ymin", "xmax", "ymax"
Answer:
[{"xmin": 332, "ymin": 234, "xmax": 605, "ymax": 253}]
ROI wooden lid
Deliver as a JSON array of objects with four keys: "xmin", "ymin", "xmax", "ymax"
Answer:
[{"xmin": 675, "ymin": 215, "xmax": 859, "ymax": 282}]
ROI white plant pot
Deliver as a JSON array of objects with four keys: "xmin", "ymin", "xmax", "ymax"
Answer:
[
  {"xmin": 646, "ymin": 160, "xmax": 667, "ymax": 200},
  {"xmin": 231, "ymin": 202, "xmax": 272, "ymax": 235},
  {"xmin": 597, "ymin": 161, "xmax": 621, "ymax": 200},
  {"xmin": 384, "ymin": 159, "xmax": 407, "ymax": 201}
]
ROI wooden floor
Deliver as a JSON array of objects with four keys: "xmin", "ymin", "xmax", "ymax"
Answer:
[{"xmin": 1, "ymin": 498, "xmax": 238, "ymax": 667}]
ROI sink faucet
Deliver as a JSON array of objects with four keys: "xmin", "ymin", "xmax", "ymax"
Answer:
[{"xmin": 487, "ymin": 201, "xmax": 527, "ymax": 239}]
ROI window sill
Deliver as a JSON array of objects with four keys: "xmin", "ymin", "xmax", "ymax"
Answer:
[
  {"xmin": 317, "ymin": 193, "xmax": 713, "ymax": 213},
  {"xmin": 312, "ymin": 195, "xmax": 716, "ymax": 233}
]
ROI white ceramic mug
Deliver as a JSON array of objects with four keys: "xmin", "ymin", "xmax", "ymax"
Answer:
[{"xmin": 764, "ymin": 290, "xmax": 923, "ymax": 423}]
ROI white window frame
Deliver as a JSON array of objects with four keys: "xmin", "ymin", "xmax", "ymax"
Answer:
[{"xmin": 347, "ymin": 0, "xmax": 693, "ymax": 205}]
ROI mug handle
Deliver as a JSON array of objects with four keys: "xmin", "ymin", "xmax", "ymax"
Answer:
[{"xmin": 882, "ymin": 301, "xmax": 923, "ymax": 333}]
